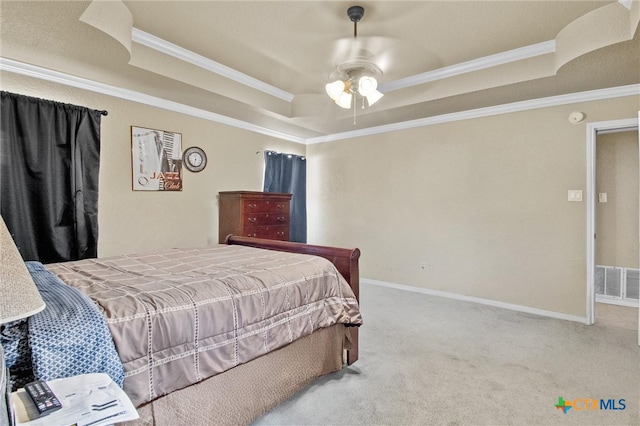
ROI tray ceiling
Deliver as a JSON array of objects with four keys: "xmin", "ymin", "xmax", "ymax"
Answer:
[{"xmin": 1, "ymin": 1, "xmax": 638, "ymax": 142}]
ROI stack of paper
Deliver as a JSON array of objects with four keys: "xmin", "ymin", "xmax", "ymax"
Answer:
[{"xmin": 11, "ymin": 373, "xmax": 138, "ymax": 426}]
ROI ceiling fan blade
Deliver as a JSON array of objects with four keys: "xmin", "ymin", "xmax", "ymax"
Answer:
[{"xmin": 329, "ymin": 36, "xmax": 395, "ymax": 65}]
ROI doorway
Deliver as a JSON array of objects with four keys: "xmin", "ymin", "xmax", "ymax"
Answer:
[{"xmin": 586, "ymin": 118, "xmax": 639, "ymax": 336}]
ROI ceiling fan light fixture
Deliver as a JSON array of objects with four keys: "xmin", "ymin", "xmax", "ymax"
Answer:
[
  {"xmin": 357, "ymin": 75, "xmax": 377, "ymax": 96},
  {"xmin": 325, "ymin": 80, "xmax": 346, "ymax": 101},
  {"xmin": 365, "ymin": 89, "xmax": 384, "ymax": 106},
  {"xmin": 335, "ymin": 91, "xmax": 353, "ymax": 109},
  {"xmin": 326, "ymin": 5, "xmax": 383, "ymax": 122}
]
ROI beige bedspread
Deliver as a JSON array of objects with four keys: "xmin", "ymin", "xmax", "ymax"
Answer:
[{"xmin": 45, "ymin": 244, "xmax": 362, "ymax": 407}]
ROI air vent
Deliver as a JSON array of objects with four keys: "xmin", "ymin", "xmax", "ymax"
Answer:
[
  {"xmin": 626, "ymin": 268, "xmax": 639, "ymax": 300},
  {"xmin": 595, "ymin": 265, "xmax": 640, "ymax": 307}
]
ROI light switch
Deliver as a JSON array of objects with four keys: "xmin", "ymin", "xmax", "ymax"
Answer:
[
  {"xmin": 568, "ymin": 190, "xmax": 583, "ymax": 202},
  {"xmin": 599, "ymin": 193, "xmax": 607, "ymax": 203}
]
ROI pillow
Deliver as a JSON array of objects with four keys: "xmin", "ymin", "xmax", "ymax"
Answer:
[{"xmin": 25, "ymin": 262, "xmax": 124, "ymax": 388}]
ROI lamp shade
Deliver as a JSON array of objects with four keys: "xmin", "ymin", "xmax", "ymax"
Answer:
[
  {"xmin": 357, "ymin": 76, "xmax": 378, "ymax": 96},
  {"xmin": 325, "ymin": 80, "xmax": 345, "ymax": 101},
  {"xmin": 0, "ymin": 216, "xmax": 45, "ymax": 324},
  {"xmin": 365, "ymin": 89, "xmax": 384, "ymax": 106},
  {"xmin": 335, "ymin": 91, "xmax": 353, "ymax": 109}
]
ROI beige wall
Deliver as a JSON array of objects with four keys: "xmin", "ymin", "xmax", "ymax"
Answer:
[
  {"xmin": 596, "ymin": 130, "xmax": 639, "ymax": 268},
  {"xmin": 0, "ymin": 71, "xmax": 305, "ymax": 257},
  {"xmin": 2, "ymin": 70, "xmax": 638, "ymax": 319},
  {"xmin": 307, "ymin": 97, "xmax": 639, "ymax": 318}
]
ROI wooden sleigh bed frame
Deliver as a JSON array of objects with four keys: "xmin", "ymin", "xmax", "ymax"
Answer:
[
  {"xmin": 121, "ymin": 235, "xmax": 361, "ymax": 426},
  {"xmin": 1, "ymin": 224, "xmax": 361, "ymax": 426}
]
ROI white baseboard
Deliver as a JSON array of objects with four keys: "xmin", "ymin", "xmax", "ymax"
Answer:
[{"xmin": 362, "ymin": 278, "xmax": 588, "ymax": 324}]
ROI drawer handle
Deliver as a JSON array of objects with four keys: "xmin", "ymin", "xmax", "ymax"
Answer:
[
  {"xmin": 277, "ymin": 217, "xmax": 286, "ymax": 222},
  {"xmin": 248, "ymin": 217, "xmax": 257, "ymax": 223},
  {"xmin": 248, "ymin": 203, "xmax": 257, "ymax": 209},
  {"xmin": 276, "ymin": 204, "xmax": 285, "ymax": 209}
]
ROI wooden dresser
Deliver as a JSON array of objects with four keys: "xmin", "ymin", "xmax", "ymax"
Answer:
[{"xmin": 218, "ymin": 191, "xmax": 292, "ymax": 243}]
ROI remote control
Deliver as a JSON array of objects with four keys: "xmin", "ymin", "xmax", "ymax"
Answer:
[{"xmin": 24, "ymin": 380, "xmax": 62, "ymax": 417}]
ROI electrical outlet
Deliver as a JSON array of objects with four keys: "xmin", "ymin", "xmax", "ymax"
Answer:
[{"xmin": 568, "ymin": 190, "xmax": 583, "ymax": 202}]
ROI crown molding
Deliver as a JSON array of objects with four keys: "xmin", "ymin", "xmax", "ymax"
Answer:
[
  {"xmin": 305, "ymin": 84, "xmax": 640, "ymax": 144},
  {"xmin": 131, "ymin": 28, "xmax": 295, "ymax": 102},
  {"xmin": 1, "ymin": 58, "xmax": 637, "ymax": 146},
  {"xmin": 0, "ymin": 58, "xmax": 305, "ymax": 144},
  {"xmin": 378, "ymin": 40, "xmax": 556, "ymax": 93},
  {"xmin": 132, "ymin": 27, "xmax": 557, "ymax": 98}
]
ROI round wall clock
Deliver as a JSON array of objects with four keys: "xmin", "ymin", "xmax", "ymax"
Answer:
[{"xmin": 183, "ymin": 146, "xmax": 207, "ymax": 172}]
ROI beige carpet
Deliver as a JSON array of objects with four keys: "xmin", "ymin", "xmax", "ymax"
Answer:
[{"xmin": 253, "ymin": 283, "xmax": 639, "ymax": 425}]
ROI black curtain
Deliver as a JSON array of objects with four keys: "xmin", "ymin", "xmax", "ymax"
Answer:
[
  {"xmin": 0, "ymin": 91, "xmax": 102, "ymax": 263},
  {"xmin": 263, "ymin": 150, "xmax": 306, "ymax": 243}
]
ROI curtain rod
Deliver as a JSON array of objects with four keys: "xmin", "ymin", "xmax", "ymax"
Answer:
[
  {"xmin": 257, "ymin": 150, "xmax": 306, "ymax": 160},
  {"xmin": 1, "ymin": 91, "xmax": 109, "ymax": 116}
]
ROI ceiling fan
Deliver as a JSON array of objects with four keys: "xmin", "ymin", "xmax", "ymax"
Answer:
[{"xmin": 325, "ymin": 5, "xmax": 384, "ymax": 112}]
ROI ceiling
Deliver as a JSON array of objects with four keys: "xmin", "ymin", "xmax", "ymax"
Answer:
[{"xmin": 1, "ymin": 1, "xmax": 638, "ymax": 143}]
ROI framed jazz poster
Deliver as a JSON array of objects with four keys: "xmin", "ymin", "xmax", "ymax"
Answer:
[{"xmin": 131, "ymin": 126, "xmax": 183, "ymax": 191}]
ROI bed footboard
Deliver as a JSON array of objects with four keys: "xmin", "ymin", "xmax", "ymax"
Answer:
[{"xmin": 225, "ymin": 235, "xmax": 360, "ymax": 364}]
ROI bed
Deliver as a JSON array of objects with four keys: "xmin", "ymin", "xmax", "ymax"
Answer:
[{"xmin": 1, "ymin": 235, "xmax": 362, "ymax": 425}]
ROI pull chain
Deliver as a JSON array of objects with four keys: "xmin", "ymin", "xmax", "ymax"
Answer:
[{"xmin": 353, "ymin": 93, "xmax": 357, "ymax": 125}]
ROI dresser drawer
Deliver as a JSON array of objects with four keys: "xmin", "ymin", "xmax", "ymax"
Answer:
[
  {"xmin": 243, "ymin": 213, "xmax": 289, "ymax": 227},
  {"xmin": 244, "ymin": 226, "xmax": 289, "ymax": 240},
  {"xmin": 241, "ymin": 199, "xmax": 289, "ymax": 214},
  {"xmin": 219, "ymin": 191, "xmax": 292, "ymax": 243}
]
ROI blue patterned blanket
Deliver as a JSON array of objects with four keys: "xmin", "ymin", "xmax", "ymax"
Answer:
[{"xmin": 2, "ymin": 262, "xmax": 124, "ymax": 390}]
